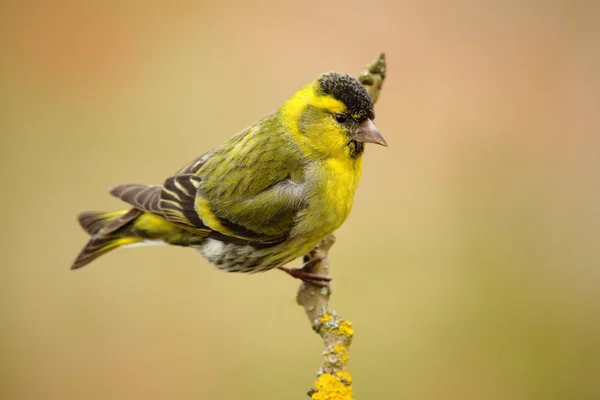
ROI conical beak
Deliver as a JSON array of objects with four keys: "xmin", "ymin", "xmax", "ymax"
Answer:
[{"xmin": 351, "ymin": 119, "xmax": 387, "ymax": 147}]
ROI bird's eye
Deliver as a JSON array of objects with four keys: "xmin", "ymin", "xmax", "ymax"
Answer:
[{"xmin": 335, "ymin": 113, "xmax": 348, "ymax": 124}]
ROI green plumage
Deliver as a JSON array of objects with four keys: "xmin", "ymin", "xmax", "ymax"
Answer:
[
  {"xmin": 198, "ymin": 114, "xmax": 306, "ymax": 238},
  {"xmin": 73, "ymin": 72, "xmax": 386, "ymax": 273}
]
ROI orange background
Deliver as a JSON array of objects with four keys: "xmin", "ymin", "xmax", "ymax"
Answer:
[{"xmin": 1, "ymin": 1, "xmax": 599, "ymax": 399}]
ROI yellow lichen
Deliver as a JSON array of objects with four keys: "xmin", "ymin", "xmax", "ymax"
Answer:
[
  {"xmin": 320, "ymin": 313, "xmax": 332, "ymax": 325},
  {"xmin": 336, "ymin": 370, "xmax": 352, "ymax": 385},
  {"xmin": 337, "ymin": 321, "xmax": 354, "ymax": 338},
  {"xmin": 333, "ymin": 344, "xmax": 349, "ymax": 365},
  {"xmin": 312, "ymin": 372, "xmax": 353, "ymax": 400}
]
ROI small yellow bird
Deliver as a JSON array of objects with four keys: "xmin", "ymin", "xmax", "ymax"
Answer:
[{"xmin": 73, "ymin": 72, "xmax": 386, "ymax": 283}]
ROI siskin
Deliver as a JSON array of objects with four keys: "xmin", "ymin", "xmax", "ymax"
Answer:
[{"xmin": 73, "ymin": 72, "xmax": 387, "ymax": 283}]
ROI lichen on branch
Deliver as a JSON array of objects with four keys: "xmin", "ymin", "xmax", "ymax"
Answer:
[{"xmin": 296, "ymin": 53, "xmax": 387, "ymax": 400}]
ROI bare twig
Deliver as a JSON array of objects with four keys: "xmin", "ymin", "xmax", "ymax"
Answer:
[{"xmin": 297, "ymin": 53, "xmax": 387, "ymax": 400}]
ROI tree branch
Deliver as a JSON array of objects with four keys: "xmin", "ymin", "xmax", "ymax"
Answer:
[{"xmin": 296, "ymin": 53, "xmax": 387, "ymax": 400}]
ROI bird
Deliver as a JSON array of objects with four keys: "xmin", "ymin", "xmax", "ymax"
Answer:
[{"xmin": 72, "ymin": 72, "xmax": 387, "ymax": 284}]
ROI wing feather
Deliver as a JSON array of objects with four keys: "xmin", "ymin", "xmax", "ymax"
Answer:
[
  {"xmin": 159, "ymin": 174, "xmax": 206, "ymax": 231},
  {"xmin": 109, "ymin": 114, "xmax": 306, "ymax": 247},
  {"xmin": 109, "ymin": 177, "xmax": 209, "ymax": 235},
  {"xmin": 110, "ymin": 184, "xmax": 161, "ymax": 214}
]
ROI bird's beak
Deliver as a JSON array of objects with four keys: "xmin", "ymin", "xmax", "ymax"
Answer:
[{"xmin": 351, "ymin": 119, "xmax": 387, "ymax": 147}]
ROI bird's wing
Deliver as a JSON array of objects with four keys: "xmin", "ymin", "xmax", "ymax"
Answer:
[
  {"xmin": 195, "ymin": 115, "xmax": 307, "ymax": 244},
  {"xmin": 110, "ymin": 174, "xmax": 212, "ymax": 236},
  {"xmin": 111, "ymin": 114, "xmax": 306, "ymax": 244},
  {"xmin": 197, "ymin": 176, "xmax": 305, "ymax": 245},
  {"xmin": 109, "ymin": 184, "xmax": 162, "ymax": 215},
  {"xmin": 111, "ymin": 170, "xmax": 303, "ymax": 244},
  {"xmin": 174, "ymin": 149, "xmax": 215, "ymax": 175}
]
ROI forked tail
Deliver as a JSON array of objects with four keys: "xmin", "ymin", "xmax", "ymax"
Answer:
[{"xmin": 72, "ymin": 210, "xmax": 142, "ymax": 269}]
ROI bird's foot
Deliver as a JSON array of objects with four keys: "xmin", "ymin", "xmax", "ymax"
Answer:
[{"xmin": 278, "ymin": 257, "xmax": 331, "ymax": 287}]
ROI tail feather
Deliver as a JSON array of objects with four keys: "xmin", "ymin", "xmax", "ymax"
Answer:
[
  {"xmin": 74, "ymin": 209, "xmax": 143, "ymax": 269},
  {"xmin": 78, "ymin": 211, "xmax": 122, "ymax": 235},
  {"xmin": 72, "ymin": 236, "xmax": 142, "ymax": 270},
  {"xmin": 78, "ymin": 209, "xmax": 141, "ymax": 235}
]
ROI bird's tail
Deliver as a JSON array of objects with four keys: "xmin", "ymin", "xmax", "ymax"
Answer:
[{"xmin": 72, "ymin": 210, "xmax": 142, "ymax": 270}]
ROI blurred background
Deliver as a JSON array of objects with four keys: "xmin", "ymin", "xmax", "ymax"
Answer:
[{"xmin": 1, "ymin": 1, "xmax": 599, "ymax": 399}]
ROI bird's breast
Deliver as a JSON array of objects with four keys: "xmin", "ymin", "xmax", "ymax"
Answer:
[{"xmin": 297, "ymin": 155, "xmax": 363, "ymax": 238}]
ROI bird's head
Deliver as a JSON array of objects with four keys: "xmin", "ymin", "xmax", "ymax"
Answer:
[{"xmin": 281, "ymin": 72, "xmax": 387, "ymax": 159}]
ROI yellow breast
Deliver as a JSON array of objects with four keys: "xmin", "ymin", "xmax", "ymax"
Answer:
[
  {"xmin": 295, "ymin": 154, "xmax": 363, "ymax": 242},
  {"xmin": 322, "ymin": 155, "xmax": 362, "ymax": 228}
]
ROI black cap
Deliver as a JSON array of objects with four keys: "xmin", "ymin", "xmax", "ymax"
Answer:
[{"xmin": 318, "ymin": 72, "xmax": 375, "ymax": 120}]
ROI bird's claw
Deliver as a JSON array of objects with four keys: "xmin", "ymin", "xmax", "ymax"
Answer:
[{"xmin": 279, "ymin": 257, "xmax": 331, "ymax": 287}]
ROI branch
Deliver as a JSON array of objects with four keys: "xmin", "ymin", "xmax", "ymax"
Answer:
[{"xmin": 296, "ymin": 53, "xmax": 387, "ymax": 400}]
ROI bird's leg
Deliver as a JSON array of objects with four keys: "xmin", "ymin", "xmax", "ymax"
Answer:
[{"xmin": 279, "ymin": 257, "xmax": 332, "ymax": 287}]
